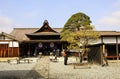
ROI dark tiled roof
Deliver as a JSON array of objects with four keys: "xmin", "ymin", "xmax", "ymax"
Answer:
[
  {"xmin": 98, "ymin": 31, "xmax": 120, "ymax": 36},
  {"xmin": 10, "ymin": 28, "xmax": 62, "ymax": 41},
  {"xmin": 27, "ymin": 32, "xmax": 60, "ymax": 36},
  {"xmin": 10, "ymin": 28, "xmax": 120, "ymax": 41}
]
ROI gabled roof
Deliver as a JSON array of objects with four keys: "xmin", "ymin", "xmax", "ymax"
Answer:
[
  {"xmin": 26, "ymin": 20, "xmax": 60, "ymax": 36},
  {"xmin": 26, "ymin": 20, "xmax": 60, "ymax": 39},
  {"xmin": 34, "ymin": 20, "xmax": 58, "ymax": 33},
  {"xmin": 10, "ymin": 28, "xmax": 62, "ymax": 41},
  {"xmin": 0, "ymin": 32, "xmax": 17, "ymax": 41}
]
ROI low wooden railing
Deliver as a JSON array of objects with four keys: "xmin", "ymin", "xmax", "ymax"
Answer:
[{"xmin": 106, "ymin": 56, "xmax": 120, "ymax": 60}]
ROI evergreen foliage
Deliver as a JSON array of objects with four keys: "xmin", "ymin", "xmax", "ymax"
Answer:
[{"xmin": 60, "ymin": 12, "xmax": 100, "ymax": 63}]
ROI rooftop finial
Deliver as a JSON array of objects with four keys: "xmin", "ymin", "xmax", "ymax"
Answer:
[{"xmin": 43, "ymin": 20, "xmax": 49, "ymax": 25}]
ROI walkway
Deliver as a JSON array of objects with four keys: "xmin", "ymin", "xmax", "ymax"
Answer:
[{"xmin": 25, "ymin": 56, "xmax": 50, "ymax": 79}]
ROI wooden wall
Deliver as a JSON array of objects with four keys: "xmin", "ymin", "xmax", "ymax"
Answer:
[{"xmin": 0, "ymin": 44, "xmax": 19, "ymax": 57}]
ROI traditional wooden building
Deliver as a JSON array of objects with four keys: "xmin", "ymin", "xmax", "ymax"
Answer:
[
  {"xmin": 0, "ymin": 20, "xmax": 120, "ymax": 65},
  {"xmin": 88, "ymin": 31, "xmax": 120, "ymax": 64},
  {"xmin": 0, "ymin": 32, "xmax": 19, "ymax": 57},
  {"xmin": 10, "ymin": 20, "xmax": 63, "ymax": 57}
]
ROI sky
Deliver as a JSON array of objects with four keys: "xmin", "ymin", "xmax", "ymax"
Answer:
[{"xmin": 0, "ymin": 0, "xmax": 120, "ymax": 33}]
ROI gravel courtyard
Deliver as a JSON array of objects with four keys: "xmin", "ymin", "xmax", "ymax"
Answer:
[
  {"xmin": 0, "ymin": 58, "xmax": 37, "ymax": 79},
  {"xmin": 0, "ymin": 56, "xmax": 120, "ymax": 79},
  {"xmin": 49, "ymin": 57, "xmax": 120, "ymax": 79}
]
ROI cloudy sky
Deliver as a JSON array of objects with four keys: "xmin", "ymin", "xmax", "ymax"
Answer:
[{"xmin": 0, "ymin": 0, "xmax": 120, "ymax": 33}]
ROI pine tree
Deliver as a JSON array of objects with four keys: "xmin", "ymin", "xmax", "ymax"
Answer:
[{"xmin": 61, "ymin": 12, "xmax": 99, "ymax": 63}]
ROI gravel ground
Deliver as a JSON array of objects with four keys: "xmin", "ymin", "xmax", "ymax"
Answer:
[
  {"xmin": 0, "ymin": 57, "xmax": 120, "ymax": 79},
  {"xmin": 49, "ymin": 57, "xmax": 120, "ymax": 79},
  {"xmin": 0, "ymin": 58, "xmax": 37, "ymax": 79}
]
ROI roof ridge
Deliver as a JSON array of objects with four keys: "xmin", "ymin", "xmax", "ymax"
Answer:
[{"xmin": 13, "ymin": 28, "xmax": 39, "ymax": 30}]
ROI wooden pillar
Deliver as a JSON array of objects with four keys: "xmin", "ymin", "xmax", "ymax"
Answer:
[
  {"xmin": 100, "ymin": 36, "xmax": 104, "ymax": 64},
  {"xmin": 100, "ymin": 44, "xmax": 105, "ymax": 64},
  {"xmin": 12, "ymin": 41, "xmax": 14, "ymax": 57},
  {"xmin": 4, "ymin": 45, "xmax": 5, "ymax": 57},
  {"xmin": 102, "ymin": 44, "xmax": 105, "ymax": 53},
  {"xmin": 0, "ymin": 50, "xmax": 2, "ymax": 57},
  {"xmin": 3, "ymin": 46, "xmax": 4, "ymax": 57},
  {"xmin": 61, "ymin": 42, "xmax": 63, "ymax": 50},
  {"xmin": 4, "ymin": 44, "xmax": 7, "ymax": 57},
  {"xmin": 18, "ymin": 44, "xmax": 20, "ymax": 57},
  {"xmin": 8, "ymin": 42, "xmax": 10, "ymax": 57},
  {"xmin": 28, "ymin": 43, "xmax": 30, "ymax": 57},
  {"xmin": 116, "ymin": 36, "xmax": 119, "ymax": 60}
]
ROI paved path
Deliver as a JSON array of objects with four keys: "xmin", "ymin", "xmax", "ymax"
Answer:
[{"xmin": 25, "ymin": 56, "xmax": 50, "ymax": 79}]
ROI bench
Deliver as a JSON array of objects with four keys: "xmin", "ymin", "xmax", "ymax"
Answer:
[
  {"xmin": 8, "ymin": 59, "xmax": 19, "ymax": 64},
  {"xmin": 23, "ymin": 59, "xmax": 30, "ymax": 63},
  {"xmin": 19, "ymin": 59, "xmax": 33, "ymax": 63},
  {"xmin": 8, "ymin": 58, "xmax": 33, "ymax": 64}
]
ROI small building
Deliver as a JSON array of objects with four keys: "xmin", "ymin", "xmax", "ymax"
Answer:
[
  {"xmin": 0, "ymin": 32, "xmax": 19, "ymax": 57},
  {"xmin": 88, "ymin": 31, "xmax": 120, "ymax": 64}
]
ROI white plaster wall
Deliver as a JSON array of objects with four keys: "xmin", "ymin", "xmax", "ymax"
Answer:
[
  {"xmin": 0, "ymin": 42, "xmax": 9, "ymax": 44},
  {"xmin": 118, "ymin": 37, "xmax": 120, "ymax": 43},
  {"xmin": 0, "ymin": 36, "xmax": 12, "ymax": 40},
  {"xmin": 89, "ymin": 38, "xmax": 101, "ymax": 45},
  {"xmin": 103, "ymin": 37, "xmax": 116, "ymax": 43},
  {"xmin": 5, "ymin": 38, "xmax": 12, "ymax": 40},
  {"xmin": 9, "ymin": 41, "xmax": 19, "ymax": 47}
]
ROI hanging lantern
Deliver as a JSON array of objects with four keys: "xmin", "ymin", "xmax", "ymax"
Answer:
[
  {"xmin": 50, "ymin": 42, "xmax": 54, "ymax": 47},
  {"xmin": 38, "ymin": 43, "xmax": 43, "ymax": 48}
]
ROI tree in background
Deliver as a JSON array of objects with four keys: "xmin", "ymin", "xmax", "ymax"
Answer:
[{"xmin": 61, "ymin": 12, "xmax": 99, "ymax": 63}]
